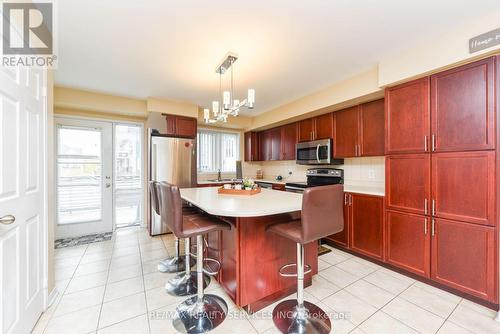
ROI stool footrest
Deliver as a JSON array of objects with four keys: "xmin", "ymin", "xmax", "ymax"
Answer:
[
  {"xmin": 278, "ymin": 263, "xmax": 312, "ymax": 277},
  {"xmin": 203, "ymin": 257, "xmax": 221, "ymax": 276}
]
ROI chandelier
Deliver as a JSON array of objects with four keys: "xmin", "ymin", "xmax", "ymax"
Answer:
[{"xmin": 204, "ymin": 53, "xmax": 255, "ymax": 123}]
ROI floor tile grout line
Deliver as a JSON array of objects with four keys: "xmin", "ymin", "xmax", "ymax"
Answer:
[
  {"xmin": 433, "ymin": 299, "xmax": 471, "ymax": 334},
  {"xmin": 138, "ymin": 231, "xmax": 153, "ymax": 334}
]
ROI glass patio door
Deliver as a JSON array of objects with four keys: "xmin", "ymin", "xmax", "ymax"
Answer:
[{"xmin": 55, "ymin": 117, "xmax": 113, "ymax": 239}]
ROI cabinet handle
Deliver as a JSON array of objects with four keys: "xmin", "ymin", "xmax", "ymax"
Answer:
[
  {"xmin": 431, "ymin": 219, "xmax": 435, "ymax": 236},
  {"xmin": 424, "ymin": 218, "xmax": 428, "ymax": 235},
  {"xmin": 424, "ymin": 135, "xmax": 428, "ymax": 152},
  {"xmin": 424, "ymin": 198, "xmax": 428, "ymax": 215},
  {"xmin": 354, "ymin": 145, "xmax": 358, "ymax": 157},
  {"xmin": 358, "ymin": 144, "xmax": 361, "ymax": 156},
  {"xmin": 349, "ymin": 194, "xmax": 352, "ymax": 206},
  {"xmin": 431, "ymin": 199, "xmax": 435, "ymax": 216},
  {"xmin": 431, "ymin": 134, "xmax": 436, "ymax": 152}
]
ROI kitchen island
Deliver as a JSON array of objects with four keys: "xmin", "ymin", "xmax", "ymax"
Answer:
[{"xmin": 180, "ymin": 187, "xmax": 318, "ymax": 313}]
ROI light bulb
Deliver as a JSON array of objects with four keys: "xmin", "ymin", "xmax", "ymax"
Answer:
[
  {"xmin": 203, "ymin": 108, "xmax": 210, "ymax": 122},
  {"xmin": 223, "ymin": 91, "xmax": 231, "ymax": 110},
  {"xmin": 247, "ymin": 89, "xmax": 255, "ymax": 108},
  {"xmin": 212, "ymin": 101, "xmax": 219, "ymax": 116}
]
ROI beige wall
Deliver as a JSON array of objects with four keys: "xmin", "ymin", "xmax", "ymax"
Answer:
[{"xmin": 147, "ymin": 97, "xmax": 198, "ymax": 118}]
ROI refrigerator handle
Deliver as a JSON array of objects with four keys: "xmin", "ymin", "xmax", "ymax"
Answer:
[{"xmin": 151, "ymin": 143, "xmax": 157, "ymax": 181}]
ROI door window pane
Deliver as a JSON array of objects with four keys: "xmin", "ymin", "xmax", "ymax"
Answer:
[
  {"xmin": 56, "ymin": 126, "xmax": 102, "ymax": 225},
  {"xmin": 114, "ymin": 124, "xmax": 142, "ymax": 227}
]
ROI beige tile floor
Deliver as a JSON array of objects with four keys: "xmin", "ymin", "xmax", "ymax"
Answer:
[{"xmin": 33, "ymin": 227, "xmax": 500, "ymax": 334}]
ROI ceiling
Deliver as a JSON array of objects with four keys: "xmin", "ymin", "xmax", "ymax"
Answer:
[{"xmin": 55, "ymin": 0, "xmax": 499, "ymax": 115}]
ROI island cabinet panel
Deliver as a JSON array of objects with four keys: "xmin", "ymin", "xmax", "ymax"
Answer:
[
  {"xmin": 280, "ymin": 123, "xmax": 297, "ymax": 160},
  {"xmin": 314, "ymin": 113, "xmax": 334, "ymax": 140},
  {"xmin": 431, "ymin": 218, "xmax": 496, "ymax": 302},
  {"xmin": 244, "ymin": 131, "xmax": 259, "ymax": 161},
  {"xmin": 360, "ymin": 99, "xmax": 385, "ymax": 156},
  {"xmin": 431, "ymin": 57, "xmax": 495, "ymax": 152},
  {"xmin": 385, "ymin": 77, "xmax": 430, "ymax": 154},
  {"xmin": 162, "ymin": 114, "xmax": 197, "ymax": 138},
  {"xmin": 325, "ymin": 193, "xmax": 350, "ymax": 248},
  {"xmin": 386, "ymin": 210, "xmax": 430, "ymax": 278},
  {"xmin": 259, "ymin": 130, "xmax": 272, "ymax": 161},
  {"xmin": 334, "ymin": 106, "xmax": 359, "ymax": 158},
  {"xmin": 432, "ymin": 151, "xmax": 495, "ymax": 226},
  {"xmin": 349, "ymin": 193, "xmax": 384, "ymax": 260},
  {"xmin": 386, "ymin": 154, "xmax": 430, "ymax": 215},
  {"xmin": 298, "ymin": 118, "xmax": 315, "ymax": 142}
]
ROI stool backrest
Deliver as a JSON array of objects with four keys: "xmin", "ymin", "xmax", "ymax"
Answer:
[
  {"xmin": 301, "ymin": 184, "xmax": 344, "ymax": 243},
  {"xmin": 158, "ymin": 181, "xmax": 184, "ymax": 235},
  {"xmin": 148, "ymin": 181, "xmax": 160, "ymax": 215}
]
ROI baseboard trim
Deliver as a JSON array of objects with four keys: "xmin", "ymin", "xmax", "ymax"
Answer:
[{"xmin": 47, "ymin": 287, "xmax": 59, "ymax": 308}]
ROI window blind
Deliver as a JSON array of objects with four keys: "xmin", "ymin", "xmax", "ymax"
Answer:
[{"xmin": 197, "ymin": 129, "xmax": 239, "ymax": 172}]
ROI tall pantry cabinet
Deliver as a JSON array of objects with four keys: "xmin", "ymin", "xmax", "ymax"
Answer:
[{"xmin": 385, "ymin": 56, "xmax": 498, "ymax": 303}]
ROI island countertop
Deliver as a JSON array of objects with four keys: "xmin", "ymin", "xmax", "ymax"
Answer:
[{"xmin": 180, "ymin": 187, "xmax": 302, "ymax": 217}]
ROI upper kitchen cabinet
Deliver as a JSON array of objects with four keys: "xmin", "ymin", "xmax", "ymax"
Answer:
[
  {"xmin": 298, "ymin": 113, "xmax": 333, "ymax": 142},
  {"xmin": 163, "ymin": 114, "xmax": 197, "ymax": 138},
  {"xmin": 385, "ymin": 77, "xmax": 430, "ymax": 154},
  {"xmin": 334, "ymin": 106, "xmax": 359, "ymax": 157},
  {"xmin": 360, "ymin": 99, "xmax": 385, "ymax": 156},
  {"xmin": 280, "ymin": 122, "xmax": 298, "ymax": 160},
  {"xmin": 244, "ymin": 132, "xmax": 259, "ymax": 161},
  {"xmin": 270, "ymin": 127, "xmax": 282, "ymax": 161},
  {"xmin": 431, "ymin": 57, "xmax": 495, "ymax": 152},
  {"xmin": 259, "ymin": 127, "xmax": 282, "ymax": 161}
]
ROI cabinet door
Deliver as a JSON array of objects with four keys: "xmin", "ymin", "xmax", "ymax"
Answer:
[
  {"xmin": 298, "ymin": 118, "xmax": 314, "ymax": 142},
  {"xmin": 326, "ymin": 193, "xmax": 350, "ymax": 248},
  {"xmin": 431, "ymin": 218, "xmax": 496, "ymax": 302},
  {"xmin": 385, "ymin": 77, "xmax": 430, "ymax": 154},
  {"xmin": 334, "ymin": 106, "xmax": 359, "ymax": 158},
  {"xmin": 270, "ymin": 127, "xmax": 282, "ymax": 161},
  {"xmin": 432, "ymin": 151, "xmax": 495, "ymax": 226},
  {"xmin": 431, "ymin": 57, "xmax": 495, "ymax": 152},
  {"xmin": 386, "ymin": 155, "xmax": 430, "ymax": 215},
  {"xmin": 175, "ymin": 116, "xmax": 197, "ymax": 137},
  {"xmin": 314, "ymin": 113, "xmax": 333, "ymax": 140},
  {"xmin": 244, "ymin": 132, "xmax": 259, "ymax": 161},
  {"xmin": 165, "ymin": 115, "xmax": 176, "ymax": 135},
  {"xmin": 350, "ymin": 194, "xmax": 384, "ymax": 259},
  {"xmin": 360, "ymin": 99, "xmax": 385, "ymax": 156},
  {"xmin": 386, "ymin": 210, "xmax": 430, "ymax": 278},
  {"xmin": 259, "ymin": 130, "xmax": 272, "ymax": 161},
  {"xmin": 281, "ymin": 123, "xmax": 297, "ymax": 160}
]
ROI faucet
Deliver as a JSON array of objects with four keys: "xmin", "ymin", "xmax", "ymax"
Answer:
[{"xmin": 217, "ymin": 169, "xmax": 222, "ymax": 181}]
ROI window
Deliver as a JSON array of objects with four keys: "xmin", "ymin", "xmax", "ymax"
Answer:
[{"xmin": 197, "ymin": 129, "xmax": 240, "ymax": 173}]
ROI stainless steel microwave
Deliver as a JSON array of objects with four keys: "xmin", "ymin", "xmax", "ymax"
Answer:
[{"xmin": 296, "ymin": 139, "xmax": 344, "ymax": 165}]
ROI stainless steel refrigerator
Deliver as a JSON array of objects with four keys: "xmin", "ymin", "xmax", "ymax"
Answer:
[{"xmin": 148, "ymin": 130, "xmax": 196, "ymax": 236}]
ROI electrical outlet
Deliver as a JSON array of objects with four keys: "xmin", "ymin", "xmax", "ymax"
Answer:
[{"xmin": 368, "ymin": 169, "xmax": 375, "ymax": 179}]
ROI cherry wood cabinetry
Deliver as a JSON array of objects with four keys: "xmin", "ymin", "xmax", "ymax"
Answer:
[
  {"xmin": 326, "ymin": 193, "xmax": 384, "ymax": 260},
  {"xmin": 385, "ymin": 77, "xmax": 430, "ymax": 154},
  {"xmin": 431, "ymin": 57, "xmax": 495, "ymax": 152},
  {"xmin": 386, "ymin": 210, "xmax": 431, "ymax": 278},
  {"xmin": 270, "ymin": 127, "xmax": 282, "ymax": 161},
  {"xmin": 334, "ymin": 99, "xmax": 385, "ymax": 158},
  {"xmin": 360, "ymin": 99, "xmax": 385, "ymax": 156},
  {"xmin": 432, "ymin": 151, "xmax": 495, "ymax": 226},
  {"xmin": 259, "ymin": 130, "xmax": 272, "ymax": 161},
  {"xmin": 298, "ymin": 113, "xmax": 333, "ymax": 142},
  {"xmin": 334, "ymin": 106, "xmax": 359, "ymax": 157},
  {"xmin": 162, "ymin": 114, "xmax": 197, "ymax": 138},
  {"xmin": 385, "ymin": 154, "xmax": 430, "ymax": 215},
  {"xmin": 280, "ymin": 122, "xmax": 298, "ymax": 160},
  {"xmin": 244, "ymin": 132, "xmax": 259, "ymax": 161},
  {"xmin": 349, "ymin": 193, "xmax": 384, "ymax": 260},
  {"xmin": 431, "ymin": 218, "xmax": 496, "ymax": 301}
]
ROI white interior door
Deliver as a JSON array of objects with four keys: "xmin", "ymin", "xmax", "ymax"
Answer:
[
  {"xmin": 0, "ymin": 66, "xmax": 46, "ymax": 333},
  {"xmin": 55, "ymin": 118, "xmax": 113, "ymax": 239}
]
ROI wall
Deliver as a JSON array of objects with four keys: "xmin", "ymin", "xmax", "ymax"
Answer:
[
  {"xmin": 47, "ymin": 71, "xmax": 55, "ymax": 296},
  {"xmin": 147, "ymin": 97, "xmax": 199, "ymax": 118}
]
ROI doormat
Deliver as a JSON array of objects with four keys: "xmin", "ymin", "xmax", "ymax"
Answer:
[
  {"xmin": 55, "ymin": 232, "xmax": 113, "ymax": 249},
  {"xmin": 318, "ymin": 244, "xmax": 332, "ymax": 256}
]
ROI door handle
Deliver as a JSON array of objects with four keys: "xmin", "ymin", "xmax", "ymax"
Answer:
[
  {"xmin": 344, "ymin": 193, "xmax": 348, "ymax": 205},
  {"xmin": 0, "ymin": 215, "xmax": 15, "ymax": 225},
  {"xmin": 316, "ymin": 144, "xmax": 320, "ymax": 163}
]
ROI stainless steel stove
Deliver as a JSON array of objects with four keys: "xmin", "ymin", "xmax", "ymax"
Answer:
[{"xmin": 285, "ymin": 168, "xmax": 343, "ymax": 193}]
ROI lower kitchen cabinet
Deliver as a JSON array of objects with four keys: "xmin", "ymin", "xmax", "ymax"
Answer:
[
  {"xmin": 386, "ymin": 210, "xmax": 431, "ymax": 278},
  {"xmin": 349, "ymin": 193, "xmax": 384, "ymax": 260},
  {"xmin": 326, "ymin": 193, "xmax": 384, "ymax": 260},
  {"xmin": 431, "ymin": 218, "xmax": 496, "ymax": 302}
]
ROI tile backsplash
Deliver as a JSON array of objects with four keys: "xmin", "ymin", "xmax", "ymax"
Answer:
[{"xmin": 198, "ymin": 157, "xmax": 385, "ymax": 190}]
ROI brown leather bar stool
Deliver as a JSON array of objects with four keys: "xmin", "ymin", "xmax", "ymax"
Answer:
[
  {"xmin": 149, "ymin": 181, "xmax": 195, "ymax": 274},
  {"xmin": 266, "ymin": 184, "xmax": 344, "ymax": 334},
  {"xmin": 159, "ymin": 182, "xmax": 231, "ymax": 333}
]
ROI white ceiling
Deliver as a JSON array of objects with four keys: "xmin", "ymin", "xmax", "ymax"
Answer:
[{"xmin": 55, "ymin": 0, "xmax": 499, "ymax": 115}]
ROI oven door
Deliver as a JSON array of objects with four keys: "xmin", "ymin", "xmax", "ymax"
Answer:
[{"xmin": 296, "ymin": 139, "xmax": 331, "ymax": 165}]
